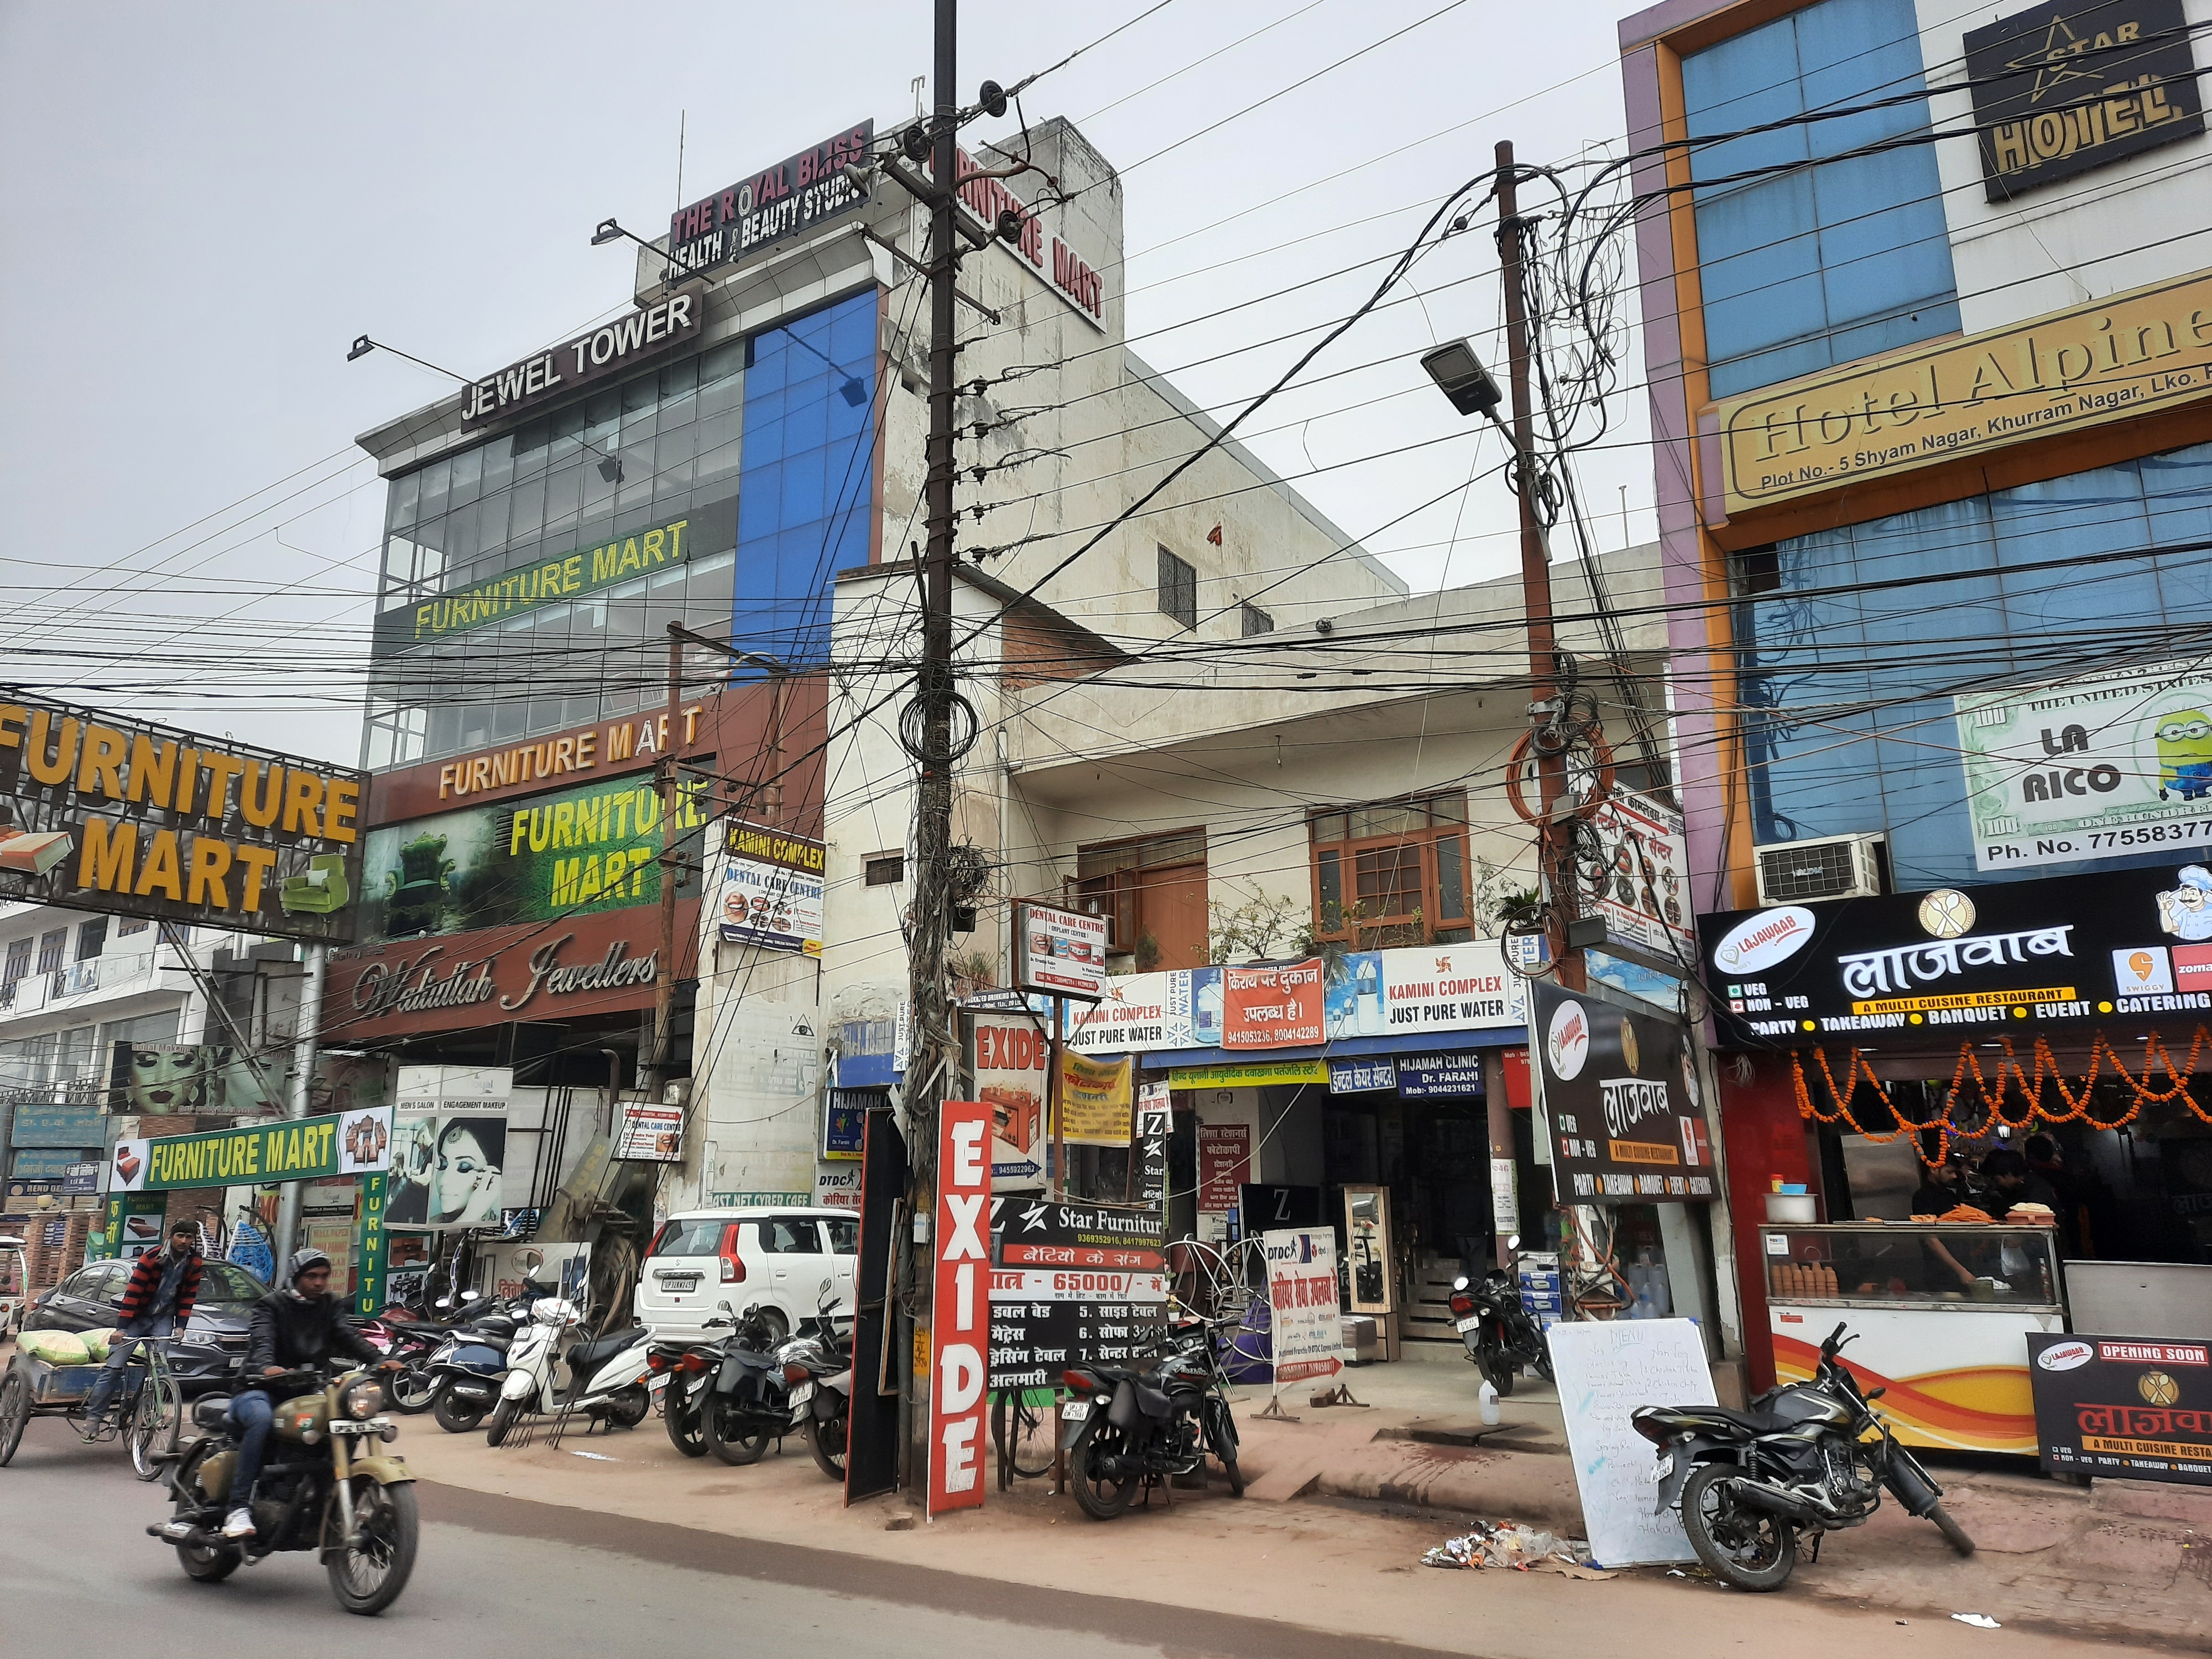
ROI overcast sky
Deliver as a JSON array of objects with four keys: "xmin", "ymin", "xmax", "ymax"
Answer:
[{"xmin": 0, "ymin": 0, "xmax": 1651, "ymax": 759}]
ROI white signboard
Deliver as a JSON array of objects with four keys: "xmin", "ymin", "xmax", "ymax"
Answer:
[
  {"xmin": 718, "ymin": 823, "xmax": 827, "ymax": 956},
  {"xmin": 1547, "ymin": 1317, "xmax": 1715, "ymax": 1567},
  {"xmin": 1584, "ymin": 789, "xmax": 1695, "ymax": 963},
  {"xmin": 390, "ymin": 1064, "xmax": 512, "ymax": 1229},
  {"xmin": 1263, "ymin": 1227, "xmax": 1344, "ymax": 1385},
  {"xmin": 1014, "ymin": 901, "xmax": 1109, "ymax": 1001},
  {"xmin": 1959, "ymin": 659, "xmax": 2212, "ymax": 870},
  {"xmin": 615, "ymin": 1097, "xmax": 684, "ymax": 1162},
  {"xmin": 813, "ymin": 1161, "xmax": 862, "ymax": 1211}
]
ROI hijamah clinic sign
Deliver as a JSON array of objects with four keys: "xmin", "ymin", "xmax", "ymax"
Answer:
[
  {"xmin": 0, "ymin": 690, "xmax": 365, "ymax": 944},
  {"xmin": 1957, "ymin": 658, "xmax": 2212, "ymax": 871}
]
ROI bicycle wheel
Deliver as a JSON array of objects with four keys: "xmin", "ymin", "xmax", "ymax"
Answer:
[
  {"xmin": 0, "ymin": 1370, "xmax": 28, "ymax": 1467},
  {"xmin": 990, "ymin": 1394, "xmax": 1057, "ymax": 1479},
  {"xmin": 128, "ymin": 1364, "xmax": 181, "ymax": 1481}
]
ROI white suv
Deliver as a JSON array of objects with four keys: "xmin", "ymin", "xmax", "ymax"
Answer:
[{"xmin": 634, "ymin": 1207, "xmax": 858, "ymax": 1343}]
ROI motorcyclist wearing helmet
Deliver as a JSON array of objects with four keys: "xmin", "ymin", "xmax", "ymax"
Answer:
[{"xmin": 221, "ymin": 1248, "xmax": 387, "ymax": 1541}]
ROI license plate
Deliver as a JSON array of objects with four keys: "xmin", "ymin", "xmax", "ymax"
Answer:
[
  {"xmin": 655, "ymin": 1272, "xmax": 702, "ymax": 1288},
  {"xmin": 1060, "ymin": 1399, "xmax": 1090, "ymax": 1421},
  {"xmin": 1455, "ymin": 1314, "xmax": 1481, "ymax": 1334},
  {"xmin": 790, "ymin": 1383, "xmax": 813, "ymax": 1406},
  {"xmin": 1647, "ymin": 1453, "xmax": 1673, "ymax": 1484}
]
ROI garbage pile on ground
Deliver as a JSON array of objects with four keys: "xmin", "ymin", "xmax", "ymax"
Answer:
[{"xmin": 1421, "ymin": 1520, "xmax": 1610, "ymax": 1575}]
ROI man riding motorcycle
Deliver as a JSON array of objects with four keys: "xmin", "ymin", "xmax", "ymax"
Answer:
[{"xmin": 222, "ymin": 1248, "xmax": 390, "ymax": 1542}]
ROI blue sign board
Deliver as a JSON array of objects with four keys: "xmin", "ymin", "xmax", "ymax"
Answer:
[
  {"xmin": 9, "ymin": 1146, "xmax": 95, "ymax": 1180},
  {"xmin": 61, "ymin": 1161, "xmax": 100, "ymax": 1196},
  {"xmin": 823, "ymin": 1090, "xmax": 872, "ymax": 1159},
  {"xmin": 1395, "ymin": 1052, "xmax": 1488, "ymax": 1099},
  {"xmin": 8, "ymin": 1107, "xmax": 106, "ymax": 1148},
  {"xmin": 1327, "ymin": 1057, "xmax": 1397, "ymax": 1095}
]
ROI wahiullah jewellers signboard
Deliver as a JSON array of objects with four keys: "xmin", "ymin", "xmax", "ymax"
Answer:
[{"xmin": 1698, "ymin": 865, "xmax": 2212, "ymax": 1045}]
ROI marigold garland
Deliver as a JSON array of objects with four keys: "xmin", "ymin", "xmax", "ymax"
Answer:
[{"xmin": 1790, "ymin": 1029, "xmax": 2212, "ymax": 1165}]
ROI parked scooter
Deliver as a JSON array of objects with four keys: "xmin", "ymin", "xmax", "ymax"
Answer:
[
  {"xmin": 1060, "ymin": 1314, "xmax": 1244, "ymax": 1520},
  {"xmin": 486, "ymin": 1297, "xmax": 651, "ymax": 1446},
  {"xmin": 1449, "ymin": 1253, "xmax": 1553, "ymax": 1397},
  {"xmin": 425, "ymin": 1295, "xmax": 523, "ymax": 1434},
  {"xmin": 1634, "ymin": 1321, "xmax": 1975, "ymax": 1592}
]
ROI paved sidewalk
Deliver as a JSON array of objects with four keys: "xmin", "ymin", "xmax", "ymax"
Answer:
[{"xmin": 386, "ymin": 1383, "xmax": 2204, "ymax": 1653}]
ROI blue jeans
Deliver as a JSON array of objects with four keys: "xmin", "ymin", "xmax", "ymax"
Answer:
[
  {"xmin": 227, "ymin": 1390, "xmax": 275, "ymax": 1508},
  {"xmin": 84, "ymin": 1315, "xmax": 173, "ymax": 1420}
]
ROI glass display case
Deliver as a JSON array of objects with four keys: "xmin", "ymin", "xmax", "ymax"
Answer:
[{"xmin": 1765, "ymin": 1222, "xmax": 2067, "ymax": 1455}]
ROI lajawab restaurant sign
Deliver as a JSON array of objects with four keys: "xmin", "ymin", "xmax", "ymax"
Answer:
[{"xmin": 1717, "ymin": 269, "xmax": 2212, "ymax": 515}]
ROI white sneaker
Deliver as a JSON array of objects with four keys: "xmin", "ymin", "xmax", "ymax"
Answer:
[{"xmin": 221, "ymin": 1507, "xmax": 254, "ymax": 1540}]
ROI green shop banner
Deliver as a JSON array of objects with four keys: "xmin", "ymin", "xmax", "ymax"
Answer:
[
  {"xmin": 107, "ymin": 1105, "xmax": 394, "ymax": 1193},
  {"xmin": 353, "ymin": 1172, "xmax": 389, "ymax": 1317},
  {"xmin": 86, "ymin": 1193, "xmax": 170, "ymax": 1263},
  {"xmin": 359, "ymin": 773, "xmax": 706, "ymax": 943}
]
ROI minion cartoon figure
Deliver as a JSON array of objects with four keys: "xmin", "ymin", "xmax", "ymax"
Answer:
[
  {"xmin": 2158, "ymin": 866, "xmax": 2212, "ymax": 941},
  {"xmin": 2154, "ymin": 710, "xmax": 2212, "ymax": 800}
]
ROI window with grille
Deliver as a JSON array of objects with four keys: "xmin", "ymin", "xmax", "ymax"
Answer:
[
  {"xmin": 864, "ymin": 853, "xmax": 905, "ymax": 887},
  {"xmin": 1158, "ymin": 547, "xmax": 1196, "ymax": 630},
  {"xmin": 1308, "ymin": 792, "xmax": 1475, "ymax": 948},
  {"xmin": 116, "ymin": 917, "xmax": 150, "ymax": 937},
  {"xmin": 1240, "ymin": 602, "xmax": 1273, "ymax": 637},
  {"xmin": 2, "ymin": 938, "xmax": 30, "ymax": 985},
  {"xmin": 75, "ymin": 919, "xmax": 107, "ymax": 962}
]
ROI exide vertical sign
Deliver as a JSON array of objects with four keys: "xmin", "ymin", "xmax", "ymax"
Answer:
[{"xmin": 928, "ymin": 1099, "xmax": 992, "ymax": 1516}]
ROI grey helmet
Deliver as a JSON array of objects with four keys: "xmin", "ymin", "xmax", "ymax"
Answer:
[{"xmin": 286, "ymin": 1247, "xmax": 333, "ymax": 1284}]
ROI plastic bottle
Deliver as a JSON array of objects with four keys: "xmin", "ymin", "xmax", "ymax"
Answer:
[
  {"xmin": 1478, "ymin": 1379, "xmax": 1501, "ymax": 1425},
  {"xmin": 1646, "ymin": 1259, "xmax": 1673, "ymax": 1317}
]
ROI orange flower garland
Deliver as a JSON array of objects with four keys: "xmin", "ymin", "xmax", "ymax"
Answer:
[{"xmin": 1789, "ymin": 1028, "xmax": 2212, "ymax": 1165}]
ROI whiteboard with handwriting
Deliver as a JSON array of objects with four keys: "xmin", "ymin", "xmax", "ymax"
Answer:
[{"xmin": 1547, "ymin": 1318, "xmax": 1715, "ymax": 1566}]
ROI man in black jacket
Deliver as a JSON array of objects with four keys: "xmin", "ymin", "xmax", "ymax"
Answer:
[{"xmin": 222, "ymin": 1248, "xmax": 385, "ymax": 1542}]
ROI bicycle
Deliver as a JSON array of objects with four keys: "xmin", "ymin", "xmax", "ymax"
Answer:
[
  {"xmin": 94, "ymin": 1334, "xmax": 185, "ymax": 1481},
  {"xmin": 990, "ymin": 1389, "xmax": 1058, "ymax": 1484}
]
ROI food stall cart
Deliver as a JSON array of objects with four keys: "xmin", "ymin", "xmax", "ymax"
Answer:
[{"xmin": 1765, "ymin": 1220, "xmax": 2065, "ymax": 1454}]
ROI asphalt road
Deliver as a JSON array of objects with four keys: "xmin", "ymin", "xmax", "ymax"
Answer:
[{"xmin": 0, "ymin": 1420, "xmax": 1462, "ymax": 1659}]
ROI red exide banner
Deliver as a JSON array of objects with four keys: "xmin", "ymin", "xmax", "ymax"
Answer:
[{"xmin": 928, "ymin": 1099, "xmax": 992, "ymax": 1517}]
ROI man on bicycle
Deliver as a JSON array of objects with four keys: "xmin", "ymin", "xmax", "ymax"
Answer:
[
  {"xmin": 222, "ymin": 1248, "xmax": 388, "ymax": 1541},
  {"xmin": 80, "ymin": 1220, "xmax": 203, "ymax": 1438}
]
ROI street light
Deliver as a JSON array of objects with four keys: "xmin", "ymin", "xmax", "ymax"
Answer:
[
  {"xmin": 1420, "ymin": 340, "xmax": 1505, "ymax": 422},
  {"xmin": 343, "ymin": 336, "xmax": 469, "ymax": 383},
  {"xmin": 593, "ymin": 216, "xmax": 688, "ymax": 288}
]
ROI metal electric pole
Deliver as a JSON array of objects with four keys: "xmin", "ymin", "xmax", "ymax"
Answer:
[{"xmin": 1494, "ymin": 140, "xmax": 1585, "ymax": 994}]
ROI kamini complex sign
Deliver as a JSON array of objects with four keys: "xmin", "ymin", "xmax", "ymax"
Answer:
[{"xmin": 1717, "ymin": 270, "xmax": 2212, "ymax": 514}]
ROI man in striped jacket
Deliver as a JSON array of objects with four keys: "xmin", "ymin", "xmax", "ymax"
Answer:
[{"xmin": 81, "ymin": 1221, "xmax": 204, "ymax": 1435}]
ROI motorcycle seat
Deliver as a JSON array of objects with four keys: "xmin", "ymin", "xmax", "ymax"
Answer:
[
  {"xmin": 192, "ymin": 1396, "xmax": 233, "ymax": 1429},
  {"xmin": 1657, "ymin": 1404, "xmax": 1792, "ymax": 1435},
  {"xmin": 565, "ymin": 1332, "xmax": 640, "ymax": 1374}
]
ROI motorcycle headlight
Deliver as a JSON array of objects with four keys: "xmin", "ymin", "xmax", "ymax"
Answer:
[{"xmin": 342, "ymin": 1379, "xmax": 385, "ymax": 1420}]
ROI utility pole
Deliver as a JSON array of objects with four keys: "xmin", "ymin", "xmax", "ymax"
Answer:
[
  {"xmin": 269, "ymin": 942, "xmax": 328, "ymax": 1267},
  {"xmin": 646, "ymin": 625, "xmax": 685, "ymax": 1096},
  {"xmin": 1494, "ymin": 140, "xmax": 1585, "ymax": 995}
]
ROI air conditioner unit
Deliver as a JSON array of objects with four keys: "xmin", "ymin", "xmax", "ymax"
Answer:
[{"xmin": 1753, "ymin": 833, "xmax": 1886, "ymax": 905}]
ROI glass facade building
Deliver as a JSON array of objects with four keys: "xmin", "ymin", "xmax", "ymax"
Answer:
[
  {"xmin": 1682, "ymin": 0, "xmax": 1960, "ymax": 397},
  {"xmin": 364, "ymin": 288, "xmax": 878, "ymax": 769},
  {"xmin": 1740, "ymin": 442, "xmax": 2212, "ymax": 885}
]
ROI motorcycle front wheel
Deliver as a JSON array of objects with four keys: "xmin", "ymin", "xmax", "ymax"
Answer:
[
  {"xmin": 1680, "ymin": 1465, "xmax": 1797, "ymax": 1592},
  {"xmin": 326, "ymin": 1477, "xmax": 419, "ymax": 1616},
  {"xmin": 705, "ymin": 1397, "xmax": 772, "ymax": 1465},
  {"xmin": 1071, "ymin": 1425, "xmax": 1136, "ymax": 1521},
  {"xmin": 387, "ymin": 1365, "xmax": 438, "ymax": 1415},
  {"xmin": 485, "ymin": 1395, "xmax": 522, "ymax": 1448},
  {"xmin": 806, "ymin": 1411, "xmax": 848, "ymax": 1480},
  {"xmin": 431, "ymin": 1389, "xmax": 486, "ymax": 1434},
  {"xmin": 1480, "ymin": 1353, "xmax": 1517, "ymax": 1397}
]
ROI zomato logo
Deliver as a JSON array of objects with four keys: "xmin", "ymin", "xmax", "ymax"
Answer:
[{"xmin": 1713, "ymin": 906, "xmax": 1816, "ymax": 975}]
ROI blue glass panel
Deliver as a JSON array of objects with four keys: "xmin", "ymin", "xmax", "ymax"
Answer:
[
  {"xmin": 1695, "ymin": 173, "xmax": 1815, "ymax": 269},
  {"xmin": 1874, "ymin": 697, "xmax": 1982, "ymax": 886},
  {"xmin": 732, "ymin": 289, "xmax": 879, "ymax": 671},
  {"xmin": 1710, "ymin": 336, "xmax": 1833, "ymax": 399},
  {"xmin": 1992, "ymin": 465, "xmax": 2161, "ymax": 654}
]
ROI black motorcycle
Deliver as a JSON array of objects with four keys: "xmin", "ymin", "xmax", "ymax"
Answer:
[
  {"xmin": 698, "ymin": 1303, "xmax": 794, "ymax": 1466},
  {"xmin": 648, "ymin": 1333, "xmax": 717, "ymax": 1458},
  {"xmin": 1060, "ymin": 1315, "xmax": 1244, "ymax": 1521},
  {"xmin": 781, "ymin": 1288, "xmax": 854, "ymax": 1481},
  {"xmin": 1448, "ymin": 1268, "xmax": 1552, "ymax": 1396},
  {"xmin": 1632, "ymin": 1321, "xmax": 1975, "ymax": 1592}
]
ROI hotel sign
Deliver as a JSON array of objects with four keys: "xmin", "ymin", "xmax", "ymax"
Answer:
[
  {"xmin": 1965, "ymin": 0, "xmax": 2203, "ymax": 201},
  {"xmin": 1717, "ymin": 269, "xmax": 2212, "ymax": 514}
]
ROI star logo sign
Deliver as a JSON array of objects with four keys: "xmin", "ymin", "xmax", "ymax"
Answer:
[{"xmin": 2007, "ymin": 16, "xmax": 2098, "ymax": 105}]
